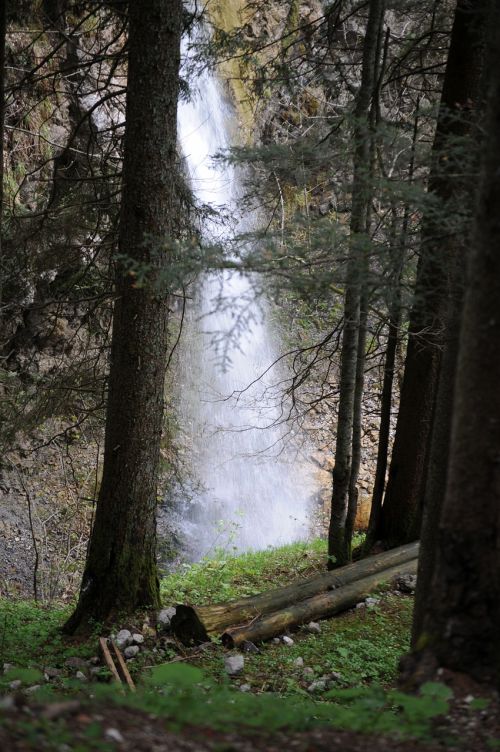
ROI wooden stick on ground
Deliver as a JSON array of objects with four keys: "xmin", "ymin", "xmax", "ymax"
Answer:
[
  {"xmin": 99, "ymin": 637, "xmax": 136, "ymax": 692},
  {"xmin": 171, "ymin": 542, "xmax": 419, "ymax": 644},
  {"xmin": 111, "ymin": 640, "xmax": 136, "ymax": 692},
  {"xmin": 221, "ymin": 558, "xmax": 418, "ymax": 648},
  {"xmin": 99, "ymin": 636, "xmax": 122, "ymax": 685}
]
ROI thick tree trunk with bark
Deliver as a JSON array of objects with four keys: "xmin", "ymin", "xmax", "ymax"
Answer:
[
  {"xmin": 411, "ymin": 0, "xmax": 487, "ymax": 641},
  {"xmin": 329, "ymin": 0, "xmax": 385, "ymax": 566},
  {"xmin": 378, "ymin": 0, "xmax": 486, "ymax": 547},
  {"xmin": 64, "ymin": 0, "xmax": 182, "ymax": 632},
  {"xmin": 409, "ymin": 8, "xmax": 500, "ymax": 684},
  {"xmin": 172, "ymin": 542, "xmax": 418, "ymax": 644},
  {"xmin": 0, "ymin": 0, "xmax": 6, "ymax": 317}
]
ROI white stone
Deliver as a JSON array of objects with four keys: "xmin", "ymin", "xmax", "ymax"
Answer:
[
  {"xmin": 124, "ymin": 645, "xmax": 139, "ymax": 659},
  {"xmin": 105, "ymin": 728, "xmax": 124, "ymax": 743},
  {"xmin": 307, "ymin": 680, "xmax": 327, "ymax": 693},
  {"xmin": 282, "ymin": 636, "xmax": 294, "ymax": 646},
  {"xmin": 75, "ymin": 671, "xmax": 87, "ymax": 682},
  {"xmin": 9, "ymin": 680, "xmax": 22, "ymax": 690},
  {"xmin": 294, "ymin": 657, "xmax": 304, "ymax": 667},
  {"xmin": 224, "ymin": 654, "xmax": 245, "ymax": 676},
  {"xmin": 132, "ymin": 633, "xmax": 144, "ymax": 645},
  {"xmin": 115, "ymin": 629, "xmax": 132, "ymax": 648},
  {"xmin": 305, "ymin": 621, "xmax": 321, "ymax": 634},
  {"xmin": 158, "ymin": 607, "xmax": 176, "ymax": 628},
  {"xmin": 239, "ymin": 683, "xmax": 251, "ymax": 692},
  {"xmin": 25, "ymin": 685, "xmax": 42, "ymax": 694}
]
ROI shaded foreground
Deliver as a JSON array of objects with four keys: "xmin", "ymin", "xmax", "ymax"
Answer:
[{"xmin": 0, "ymin": 684, "xmax": 498, "ymax": 752}]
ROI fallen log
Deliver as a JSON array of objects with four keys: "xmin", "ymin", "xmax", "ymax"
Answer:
[
  {"xmin": 221, "ymin": 558, "xmax": 418, "ymax": 648},
  {"xmin": 171, "ymin": 541, "xmax": 418, "ymax": 644}
]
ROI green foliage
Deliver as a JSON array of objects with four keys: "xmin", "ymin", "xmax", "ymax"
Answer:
[
  {"xmin": 0, "ymin": 600, "xmax": 97, "ymax": 669},
  {"xmin": 191, "ymin": 593, "xmax": 413, "ymax": 693},
  {"xmin": 160, "ymin": 537, "xmax": 329, "ymax": 604},
  {"xmin": 103, "ymin": 662, "xmax": 451, "ymax": 740}
]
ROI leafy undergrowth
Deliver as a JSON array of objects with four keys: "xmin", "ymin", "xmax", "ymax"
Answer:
[
  {"xmin": 1, "ymin": 541, "xmax": 499, "ymax": 749},
  {"xmin": 160, "ymin": 537, "xmax": 332, "ymax": 604},
  {"xmin": 187, "ymin": 594, "xmax": 413, "ymax": 693},
  {"xmin": 0, "ymin": 600, "xmax": 98, "ymax": 670}
]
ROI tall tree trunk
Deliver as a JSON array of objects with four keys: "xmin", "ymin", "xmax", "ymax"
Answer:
[
  {"xmin": 328, "ymin": 0, "xmax": 385, "ymax": 566},
  {"xmin": 64, "ymin": 0, "xmax": 183, "ymax": 632},
  {"xmin": 408, "ymin": 5, "xmax": 500, "ymax": 683},
  {"xmin": 0, "ymin": 0, "xmax": 6, "ymax": 319},
  {"xmin": 377, "ymin": 0, "xmax": 486, "ymax": 547},
  {"xmin": 411, "ymin": 0, "xmax": 487, "ymax": 642}
]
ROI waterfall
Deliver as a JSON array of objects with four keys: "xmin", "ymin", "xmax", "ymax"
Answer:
[{"xmin": 168, "ymin": 25, "xmax": 318, "ymax": 561}]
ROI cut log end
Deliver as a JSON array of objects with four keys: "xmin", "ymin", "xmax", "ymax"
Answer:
[{"xmin": 171, "ymin": 604, "xmax": 210, "ymax": 644}]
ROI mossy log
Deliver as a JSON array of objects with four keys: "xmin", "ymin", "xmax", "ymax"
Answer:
[
  {"xmin": 221, "ymin": 558, "xmax": 418, "ymax": 648},
  {"xmin": 171, "ymin": 542, "xmax": 418, "ymax": 644}
]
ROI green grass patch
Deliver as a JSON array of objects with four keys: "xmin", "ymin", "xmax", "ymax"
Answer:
[
  {"xmin": 160, "ymin": 534, "xmax": 364, "ymax": 605},
  {"xmin": 0, "ymin": 600, "xmax": 97, "ymax": 670}
]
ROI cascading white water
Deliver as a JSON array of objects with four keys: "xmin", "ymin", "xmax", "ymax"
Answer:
[{"xmin": 171, "ymin": 27, "xmax": 318, "ymax": 560}]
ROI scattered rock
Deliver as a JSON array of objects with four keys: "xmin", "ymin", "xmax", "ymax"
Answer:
[
  {"xmin": 9, "ymin": 680, "xmax": 22, "ymax": 690},
  {"xmin": 115, "ymin": 629, "xmax": 132, "ymax": 649},
  {"xmin": 303, "ymin": 667, "xmax": 314, "ymax": 677},
  {"xmin": 124, "ymin": 645, "xmax": 140, "ymax": 660},
  {"xmin": 25, "ymin": 685, "xmax": 42, "ymax": 694},
  {"xmin": 272, "ymin": 638, "xmax": 281, "ymax": 645},
  {"xmin": 395, "ymin": 573, "xmax": 417, "ymax": 594},
  {"xmin": 89, "ymin": 656, "xmax": 100, "ymax": 666},
  {"xmin": 44, "ymin": 667, "xmax": 62, "ymax": 679},
  {"xmin": 240, "ymin": 640, "xmax": 259, "ymax": 654},
  {"xmin": 0, "ymin": 696, "xmax": 15, "ymax": 710},
  {"xmin": 105, "ymin": 728, "xmax": 125, "ymax": 743},
  {"xmin": 365, "ymin": 597, "xmax": 381, "ymax": 608},
  {"xmin": 132, "ymin": 633, "xmax": 144, "ymax": 645},
  {"xmin": 282, "ymin": 636, "xmax": 294, "ymax": 646},
  {"xmin": 64, "ymin": 657, "xmax": 88, "ymax": 671},
  {"xmin": 328, "ymin": 671, "xmax": 343, "ymax": 682},
  {"xmin": 75, "ymin": 671, "xmax": 87, "ymax": 682},
  {"xmin": 41, "ymin": 701, "xmax": 82, "ymax": 720},
  {"xmin": 307, "ymin": 679, "xmax": 327, "ymax": 693},
  {"xmin": 305, "ymin": 621, "xmax": 321, "ymax": 634},
  {"xmin": 239, "ymin": 683, "xmax": 251, "ymax": 692},
  {"xmin": 294, "ymin": 657, "xmax": 304, "ymax": 668},
  {"xmin": 224, "ymin": 654, "xmax": 245, "ymax": 676},
  {"xmin": 158, "ymin": 607, "xmax": 176, "ymax": 630},
  {"xmin": 3, "ymin": 663, "xmax": 14, "ymax": 674},
  {"xmin": 356, "ymin": 602, "xmax": 366, "ymax": 609}
]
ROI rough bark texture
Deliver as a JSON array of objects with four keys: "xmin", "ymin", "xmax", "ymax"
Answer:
[
  {"xmin": 378, "ymin": 0, "xmax": 486, "ymax": 547},
  {"xmin": 409, "ymin": 4, "xmax": 500, "ymax": 685},
  {"xmin": 328, "ymin": 0, "xmax": 385, "ymax": 567},
  {"xmin": 222, "ymin": 559, "xmax": 418, "ymax": 648},
  {"xmin": 64, "ymin": 0, "xmax": 182, "ymax": 632},
  {"xmin": 172, "ymin": 543, "xmax": 418, "ymax": 644},
  {"xmin": 411, "ymin": 0, "xmax": 487, "ymax": 641},
  {"xmin": 0, "ymin": 0, "xmax": 6, "ymax": 316}
]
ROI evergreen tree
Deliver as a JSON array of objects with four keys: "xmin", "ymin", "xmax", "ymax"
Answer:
[{"xmin": 64, "ymin": 0, "xmax": 183, "ymax": 631}]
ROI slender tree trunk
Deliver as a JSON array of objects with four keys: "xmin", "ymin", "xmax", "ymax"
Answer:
[
  {"xmin": 328, "ymin": 0, "xmax": 385, "ymax": 567},
  {"xmin": 64, "ymin": 0, "xmax": 183, "ymax": 632},
  {"xmin": 378, "ymin": 0, "xmax": 486, "ymax": 547},
  {"xmin": 408, "ymin": 7, "xmax": 500, "ymax": 684},
  {"xmin": 364, "ymin": 210, "xmax": 405, "ymax": 549}
]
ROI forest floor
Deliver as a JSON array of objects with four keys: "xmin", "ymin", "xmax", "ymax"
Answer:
[{"xmin": 1, "ymin": 540, "xmax": 499, "ymax": 751}]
